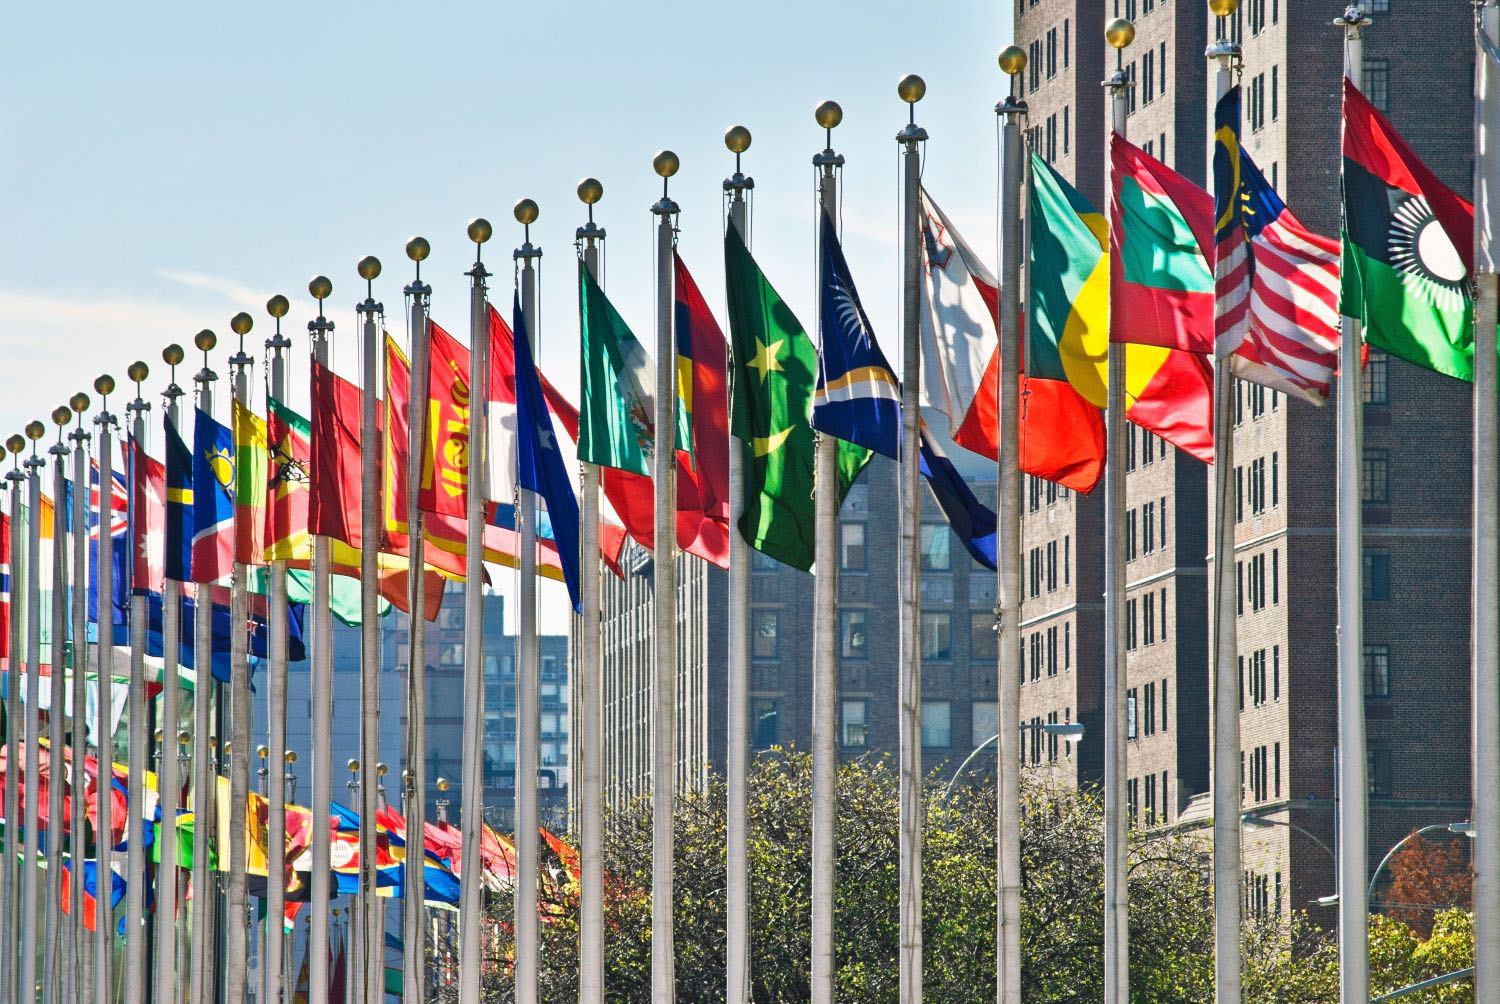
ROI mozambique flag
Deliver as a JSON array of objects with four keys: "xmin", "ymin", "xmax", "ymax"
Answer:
[
  {"xmin": 231, "ymin": 398, "xmax": 267, "ymax": 565},
  {"xmin": 1341, "ymin": 76, "xmax": 1475, "ymax": 380},
  {"xmin": 724, "ymin": 221, "xmax": 868, "ymax": 571},
  {"xmin": 1034, "ymin": 151, "xmax": 1214, "ymax": 462},
  {"xmin": 164, "ymin": 416, "xmax": 193, "ymax": 582}
]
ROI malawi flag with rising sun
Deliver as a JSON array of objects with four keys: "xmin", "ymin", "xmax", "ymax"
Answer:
[{"xmin": 1341, "ymin": 76, "xmax": 1475, "ymax": 381}]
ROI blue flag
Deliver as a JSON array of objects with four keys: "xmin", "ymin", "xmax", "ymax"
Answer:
[
  {"xmin": 918, "ymin": 431, "xmax": 997, "ymax": 571},
  {"xmin": 812, "ymin": 212, "xmax": 902, "ymax": 458},
  {"xmin": 190, "ymin": 408, "xmax": 235, "ymax": 584},
  {"xmin": 164, "ymin": 418, "xmax": 192, "ymax": 582},
  {"xmin": 513, "ymin": 293, "xmax": 582, "ymax": 612}
]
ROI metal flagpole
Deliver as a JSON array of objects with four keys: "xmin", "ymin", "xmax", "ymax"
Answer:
[
  {"xmin": 227, "ymin": 310, "xmax": 257, "ymax": 1004},
  {"xmin": 263, "ymin": 295, "xmax": 292, "ymax": 1004},
  {"xmin": 513, "ymin": 199, "xmax": 541, "ymax": 1004},
  {"xmin": 306, "ymin": 277, "xmax": 335, "ymax": 1004},
  {"xmin": 124, "ymin": 361, "xmax": 152, "ymax": 1004},
  {"xmin": 721, "ymin": 127, "xmax": 753, "ymax": 1004},
  {"xmin": 1334, "ymin": 9, "xmax": 1371, "ymax": 1002},
  {"xmin": 402, "ymin": 236, "xmax": 432, "ymax": 1004},
  {"xmin": 649, "ymin": 152, "xmax": 680, "ymax": 1004},
  {"xmin": 1205, "ymin": 8, "xmax": 1243, "ymax": 1002},
  {"xmin": 67, "ymin": 406, "xmax": 93, "ymax": 1002},
  {"xmin": 43, "ymin": 408, "xmax": 70, "ymax": 1004},
  {"xmin": 20, "ymin": 419, "xmax": 45, "ymax": 1004},
  {"xmin": 994, "ymin": 48, "xmax": 1026, "ymax": 1004},
  {"xmin": 93, "ymin": 377, "xmax": 118, "ymax": 1004},
  {"xmin": 354, "ymin": 254, "xmax": 384, "ymax": 1004},
  {"xmin": 811, "ymin": 100, "xmax": 844, "ymax": 1004},
  {"xmin": 188, "ymin": 332, "xmax": 218, "ymax": 1004},
  {"xmin": 574, "ymin": 179, "xmax": 606, "ymax": 1004},
  {"xmin": 1102, "ymin": 21, "xmax": 1134, "ymax": 1004},
  {"xmin": 1473, "ymin": 1, "xmax": 1500, "ymax": 995},
  {"xmin": 346, "ymin": 759, "xmax": 363, "ymax": 1004},
  {"xmin": 457, "ymin": 218, "xmax": 491, "ymax": 1004},
  {"xmin": 895, "ymin": 75, "xmax": 927, "ymax": 1004},
  {"xmin": 157, "ymin": 346, "xmax": 186, "ymax": 1004},
  {"xmin": 3, "ymin": 437, "xmax": 25, "ymax": 1004}
]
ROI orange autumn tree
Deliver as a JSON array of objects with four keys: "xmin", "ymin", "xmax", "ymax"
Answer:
[{"xmin": 1382, "ymin": 831, "xmax": 1471, "ymax": 936}]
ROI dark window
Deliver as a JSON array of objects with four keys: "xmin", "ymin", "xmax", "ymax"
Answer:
[
  {"xmin": 1362, "ymin": 449, "xmax": 1390, "ymax": 504},
  {"xmin": 921, "ymin": 612, "xmax": 952, "ymax": 661},
  {"xmin": 752, "ymin": 609, "xmax": 779, "ymax": 659},
  {"xmin": 1363, "ymin": 550, "xmax": 1391, "ymax": 601},
  {"xmin": 1364, "ymin": 645, "xmax": 1390, "ymax": 697},
  {"xmin": 753, "ymin": 699, "xmax": 780, "ymax": 748},
  {"xmin": 1364, "ymin": 58, "xmax": 1391, "ymax": 112},
  {"xmin": 1365, "ymin": 349, "xmax": 1389, "ymax": 404},
  {"xmin": 841, "ymin": 699, "xmax": 868, "ymax": 748},
  {"xmin": 1126, "ymin": 598, "xmax": 1138, "ymax": 651},
  {"xmin": 1126, "ymin": 510, "xmax": 1138, "ymax": 561},
  {"xmin": 1368, "ymin": 742, "xmax": 1392, "ymax": 797},
  {"xmin": 840, "ymin": 523, "xmax": 866, "ymax": 570},
  {"xmin": 841, "ymin": 610, "xmax": 868, "ymax": 658},
  {"xmin": 970, "ymin": 612, "xmax": 997, "ymax": 661}
]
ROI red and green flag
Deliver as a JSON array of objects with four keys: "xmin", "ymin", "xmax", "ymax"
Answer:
[{"xmin": 231, "ymin": 398, "xmax": 268, "ymax": 565}]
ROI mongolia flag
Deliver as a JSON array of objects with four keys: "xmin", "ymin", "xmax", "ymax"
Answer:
[
  {"xmin": 190, "ymin": 408, "xmax": 236, "ymax": 584},
  {"xmin": 672, "ymin": 253, "xmax": 732, "ymax": 567},
  {"xmin": 164, "ymin": 417, "xmax": 193, "ymax": 583},
  {"xmin": 418, "ymin": 321, "xmax": 473, "ymax": 521}
]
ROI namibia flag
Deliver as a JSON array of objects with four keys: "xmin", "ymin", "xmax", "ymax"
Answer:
[{"xmin": 1341, "ymin": 76, "xmax": 1475, "ymax": 381}]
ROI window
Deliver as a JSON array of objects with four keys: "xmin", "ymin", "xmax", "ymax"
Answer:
[
  {"xmin": 1363, "ymin": 550, "xmax": 1391, "ymax": 601},
  {"xmin": 1142, "ymin": 48, "xmax": 1155, "ymax": 104},
  {"xmin": 1159, "ymin": 498, "xmax": 1168, "ymax": 546},
  {"xmin": 840, "ymin": 523, "xmax": 866, "ymax": 570},
  {"xmin": 752, "ymin": 609, "xmax": 779, "ymax": 659},
  {"xmin": 1047, "ymin": 625, "xmax": 1059, "ymax": 676},
  {"xmin": 753, "ymin": 699, "xmax": 780, "ymax": 748},
  {"xmin": 1144, "ymin": 681, "xmax": 1157, "ymax": 735},
  {"xmin": 922, "ymin": 701, "xmax": 953, "ymax": 748},
  {"xmin": 1145, "ymin": 772, "xmax": 1157, "ymax": 824},
  {"xmin": 1064, "ymin": 535, "xmax": 1071, "ymax": 585},
  {"xmin": 1365, "ymin": 349, "xmax": 1389, "ymax": 404},
  {"xmin": 1236, "ymin": 466, "xmax": 1244, "ymax": 522},
  {"xmin": 1063, "ymin": 19, "xmax": 1070, "ymax": 67},
  {"xmin": 920, "ymin": 525, "xmax": 952, "ymax": 571},
  {"xmin": 1047, "ymin": 540, "xmax": 1058, "ymax": 591},
  {"xmin": 1030, "ymin": 633, "xmax": 1042, "ymax": 682},
  {"xmin": 1160, "ymin": 587, "xmax": 1168, "ymax": 638},
  {"xmin": 1029, "ymin": 546, "xmax": 1042, "ymax": 597},
  {"xmin": 1364, "ymin": 644, "xmax": 1391, "ymax": 697},
  {"xmin": 1063, "ymin": 105, "xmax": 1070, "ymax": 155},
  {"xmin": 1126, "ymin": 425, "xmax": 1137, "ymax": 470},
  {"xmin": 1143, "ymin": 501, "xmax": 1156, "ymax": 554},
  {"xmin": 1126, "ymin": 598, "xmax": 1138, "ymax": 651},
  {"xmin": 1064, "ymin": 622, "xmax": 1072, "ymax": 669},
  {"xmin": 1271, "ymin": 65, "xmax": 1279, "ymax": 122},
  {"xmin": 972, "ymin": 701, "xmax": 998, "ymax": 746},
  {"xmin": 921, "ymin": 612, "xmax": 952, "ymax": 660},
  {"xmin": 1273, "ymin": 646, "xmax": 1280, "ymax": 700},
  {"xmin": 1161, "ymin": 679, "xmax": 1169, "ymax": 733},
  {"xmin": 841, "ymin": 610, "xmax": 868, "ymax": 658},
  {"xmin": 1364, "ymin": 57, "xmax": 1391, "ymax": 112},
  {"xmin": 1143, "ymin": 592, "xmax": 1156, "ymax": 645},
  {"xmin": 1272, "ymin": 549, "xmax": 1279, "ymax": 605},
  {"xmin": 1046, "ymin": 26, "xmax": 1058, "ymax": 79},
  {"xmin": 1029, "ymin": 40, "xmax": 1041, "ymax": 90},
  {"xmin": 1271, "ymin": 453, "xmax": 1279, "ymax": 508},
  {"xmin": 1364, "ymin": 0, "xmax": 1391, "ymax": 11},
  {"xmin": 1126, "ymin": 509, "xmax": 1137, "ymax": 561},
  {"xmin": 1362, "ymin": 449, "xmax": 1390, "ymax": 504},
  {"xmin": 970, "ymin": 612, "xmax": 997, "ymax": 661},
  {"xmin": 1161, "ymin": 770, "xmax": 1171, "ymax": 822},
  {"xmin": 1046, "ymin": 113, "xmax": 1057, "ymax": 162},
  {"xmin": 1368, "ymin": 742, "xmax": 1393, "ymax": 797},
  {"xmin": 841, "ymin": 700, "xmax": 868, "ymax": 748}
]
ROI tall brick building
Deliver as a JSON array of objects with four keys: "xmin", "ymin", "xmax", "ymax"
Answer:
[{"xmin": 1013, "ymin": 0, "xmax": 1475, "ymax": 921}]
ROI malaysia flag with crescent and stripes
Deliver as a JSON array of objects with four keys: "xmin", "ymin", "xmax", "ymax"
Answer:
[{"xmin": 1214, "ymin": 86, "xmax": 1341, "ymax": 404}]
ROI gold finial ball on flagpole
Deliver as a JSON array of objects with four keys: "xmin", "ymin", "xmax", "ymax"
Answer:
[
  {"xmin": 267, "ymin": 294, "xmax": 290, "ymax": 319},
  {"xmin": 128, "ymin": 361, "xmax": 149, "ymax": 384},
  {"xmin": 178, "ymin": 730, "xmax": 191, "ymax": 747},
  {"xmin": 998, "ymin": 45, "xmax": 1027, "ymax": 76},
  {"xmin": 163, "ymin": 344, "xmax": 185, "ymax": 368},
  {"xmin": 69, "ymin": 393, "xmax": 90, "ymax": 414},
  {"xmin": 467, "ymin": 218, "xmax": 493, "ymax": 244},
  {"xmin": 1208, "ymin": 0, "xmax": 1240, "ymax": 15},
  {"xmin": 513, "ymin": 199, "xmax": 540, "ymax": 225},
  {"xmin": 357, "ymin": 256, "xmax": 381, "ymax": 282},
  {"xmin": 724, "ymin": 125, "xmax": 752, "ymax": 153},
  {"xmin": 406, "ymin": 236, "xmax": 431, "ymax": 262},
  {"xmin": 7, "ymin": 434, "xmax": 25, "ymax": 455},
  {"xmin": 897, "ymin": 74, "xmax": 926, "ymax": 104},
  {"xmin": 194, "ymin": 330, "xmax": 216, "ymax": 353},
  {"xmin": 436, "ymin": 777, "xmax": 450, "ymax": 792},
  {"xmin": 308, "ymin": 275, "xmax": 333, "ymax": 301},
  {"xmin": 814, "ymin": 101, "xmax": 842, "ymax": 130},
  {"xmin": 25, "ymin": 421, "xmax": 45, "ymax": 441},
  {"xmin": 94, "ymin": 374, "xmax": 115, "ymax": 397},
  {"xmin": 652, "ymin": 150, "xmax": 680, "ymax": 179},
  {"xmin": 230, "ymin": 312, "xmax": 253, "ymax": 337},
  {"xmin": 285, "ymin": 750, "xmax": 297, "ymax": 764},
  {"xmin": 347, "ymin": 758, "xmax": 361, "ymax": 772},
  {"xmin": 51, "ymin": 406, "xmax": 71, "ymax": 427},
  {"xmin": 577, "ymin": 178, "xmax": 604, "ymax": 206},
  {"xmin": 154, "ymin": 729, "xmax": 163, "ymax": 743},
  {"xmin": 377, "ymin": 763, "xmax": 388, "ymax": 777},
  {"xmin": 1105, "ymin": 17, "xmax": 1136, "ymax": 48},
  {"xmin": 257, "ymin": 745, "xmax": 269, "ymax": 759}
]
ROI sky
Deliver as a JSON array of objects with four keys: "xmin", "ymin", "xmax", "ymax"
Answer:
[{"xmin": 0, "ymin": 0, "xmax": 1014, "ymax": 632}]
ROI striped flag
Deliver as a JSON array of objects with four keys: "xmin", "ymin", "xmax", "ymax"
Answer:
[{"xmin": 1214, "ymin": 87, "xmax": 1341, "ymax": 403}]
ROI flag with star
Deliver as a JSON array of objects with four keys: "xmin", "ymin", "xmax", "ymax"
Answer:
[{"xmin": 724, "ymin": 220, "xmax": 869, "ymax": 571}]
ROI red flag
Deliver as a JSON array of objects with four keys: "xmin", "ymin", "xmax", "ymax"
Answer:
[
  {"xmin": 671, "ymin": 253, "xmax": 732, "ymax": 567},
  {"xmin": 1, "ymin": 511, "xmax": 11, "ymax": 668},
  {"xmin": 418, "ymin": 321, "xmax": 474, "ymax": 520},
  {"xmin": 130, "ymin": 443, "xmax": 165, "ymax": 595},
  {"xmin": 309, "ymin": 359, "xmax": 364, "ymax": 548}
]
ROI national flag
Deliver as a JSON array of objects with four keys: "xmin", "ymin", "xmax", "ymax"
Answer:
[
  {"xmin": 1033, "ymin": 152, "xmax": 1215, "ymax": 463},
  {"xmin": 920, "ymin": 186, "xmax": 1106, "ymax": 493},
  {"xmin": 308, "ymin": 360, "xmax": 363, "ymax": 548},
  {"xmin": 418, "ymin": 321, "xmax": 473, "ymax": 520},
  {"xmin": 513, "ymin": 293, "xmax": 582, "ymax": 611},
  {"xmin": 673, "ymin": 253, "xmax": 732, "ymax": 566},
  {"xmin": 1110, "ymin": 133, "xmax": 1217, "ymax": 353},
  {"xmin": 86, "ymin": 462, "xmax": 131, "ymax": 630},
  {"xmin": 579, "ymin": 262, "xmax": 657, "ymax": 477},
  {"xmin": 0, "ymin": 511, "xmax": 10, "ymax": 668},
  {"xmin": 265, "ymin": 396, "xmax": 311, "ymax": 563},
  {"xmin": 60, "ymin": 855, "xmax": 125, "ymax": 932},
  {"xmin": 130, "ymin": 444, "xmax": 165, "ymax": 596},
  {"xmin": 1213, "ymin": 87, "xmax": 1341, "ymax": 403},
  {"xmin": 231, "ymin": 399, "xmax": 268, "ymax": 564},
  {"xmin": 190, "ymin": 408, "xmax": 235, "ymax": 584},
  {"xmin": 724, "ymin": 220, "xmax": 868, "ymax": 571},
  {"xmin": 1341, "ymin": 75, "xmax": 1475, "ymax": 380}
]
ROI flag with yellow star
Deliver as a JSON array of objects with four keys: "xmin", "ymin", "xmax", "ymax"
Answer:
[{"xmin": 724, "ymin": 221, "xmax": 869, "ymax": 571}]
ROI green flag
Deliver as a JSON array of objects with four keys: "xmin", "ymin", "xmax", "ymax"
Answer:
[
  {"xmin": 578, "ymin": 262, "xmax": 658, "ymax": 476},
  {"xmin": 723, "ymin": 223, "xmax": 868, "ymax": 571}
]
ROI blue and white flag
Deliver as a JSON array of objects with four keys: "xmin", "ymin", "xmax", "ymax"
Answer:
[{"xmin": 918, "ymin": 430, "xmax": 996, "ymax": 571}]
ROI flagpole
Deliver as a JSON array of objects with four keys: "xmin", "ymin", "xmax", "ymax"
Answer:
[
  {"xmin": 226, "ymin": 311, "xmax": 257, "ymax": 1004},
  {"xmin": 1203, "ymin": 9, "xmax": 1243, "ymax": 1004},
  {"xmin": 157, "ymin": 346, "xmax": 186, "ymax": 1004},
  {"xmin": 120, "ymin": 362, "xmax": 151, "ymax": 1004},
  {"xmin": 3, "ymin": 437, "xmax": 24, "ymax": 1004},
  {"xmin": 188, "ymin": 332, "xmax": 218, "ymax": 1004},
  {"xmin": 401, "ymin": 236, "xmax": 432, "ymax": 1004},
  {"xmin": 721, "ymin": 127, "xmax": 753, "ymax": 1004},
  {"xmin": 66, "ymin": 406, "xmax": 93, "ymax": 1002},
  {"xmin": 649, "ymin": 152, "xmax": 680, "ymax": 1004},
  {"xmin": 575, "ymin": 179, "xmax": 606, "ymax": 1004},
  {"xmin": 1334, "ymin": 9, "xmax": 1371, "ymax": 1003},
  {"xmin": 20, "ymin": 419, "xmax": 45, "ymax": 1004},
  {"xmin": 306, "ymin": 276, "xmax": 335, "ymax": 1004},
  {"xmin": 354, "ymin": 255, "xmax": 384, "ymax": 1004},
  {"xmin": 43, "ymin": 407, "xmax": 71, "ymax": 1004},
  {"xmin": 262, "ymin": 297, "xmax": 291, "ymax": 1004},
  {"xmin": 457, "ymin": 218, "xmax": 491, "ymax": 1004},
  {"xmin": 92, "ymin": 376, "xmax": 118, "ymax": 1004},
  {"xmin": 994, "ymin": 49, "xmax": 1026, "ymax": 1004},
  {"xmin": 513, "ymin": 200, "xmax": 541, "ymax": 1004},
  {"xmin": 895, "ymin": 76, "xmax": 927, "ymax": 1004}
]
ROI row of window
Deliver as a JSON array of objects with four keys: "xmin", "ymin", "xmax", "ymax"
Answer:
[
  {"xmin": 1124, "ymin": 587, "xmax": 1170, "ymax": 651},
  {"xmin": 1246, "ymin": 67, "xmax": 1279, "ymax": 133},
  {"xmin": 752, "ymin": 607, "xmax": 996, "ymax": 663},
  {"xmin": 1236, "ymin": 549, "xmax": 1280, "ymax": 615},
  {"xmin": 836, "ymin": 523, "xmax": 956, "ymax": 573},
  {"xmin": 1022, "ymin": 709, "xmax": 1073, "ymax": 765},
  {"xmin": 1235, "ymin": 380, "xmax": 1280, "ymax": 425},
  {"xmin": 1124, "ymin": 425, "xmax": 1168, "ymax": 472},
  {"xmin": 1125, "ymin": 769, "xmax": 1172, "ymax": 828},
  {"xmin": 1246, "ymin": 871, "xmax": 1282, "ymax": 923},
  {"xmin": 1027, "ymin": 536, "xmax": 1071, "ymax": 596},
  {"xmin": 1235, "ymin": 453, "xmax": 1279, "ymax": 521},
  {"xmin": 752, "ymin": 696, "xmax": 972, "ymax": 750},
  {"xmin": 1023, "ymin": 622, "xmax": 1071, "ymax": 683},
  {"xmin": 1245, "ymin": 742, "xmax": 1281, "ymax": 803},
  {"xmin": 1242, "ymin": 646, "xmax": 1280, "ymax": 708},
  {"xmin": 1125, "ymin": 678, "xmax": 1169, "ymax": 738},
  {"xmin": 1028, "ymin": 475, "xmax": 1071, "ymax": 512},
  {"xmin": 1124, "ymin": 498, "xmax": 1168, "ymax": 561}
]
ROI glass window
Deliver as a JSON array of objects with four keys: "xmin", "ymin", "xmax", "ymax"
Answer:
[
  {"xmin": 1362, "ymin": 449, "xmax": 1389, "ymax": 504},
  {"xmin": 921, "ymin": 701, "xmax": 952, "ymax": 748},
  {"xmin": 1368, "ymin": 742, "xmax": 1392, "ymax": 797},
  {"xmin": 970, "ymin": 612, "xmax": 997, "ymax": 661},
  {"xmin": 921, "ymin": 612, "xmax": 952, "ymax": 660},
  {"xmin": 753, "ymin": 699, "xmax": 780, "ymax": 749},
  {"xmin": 841, "ymin": 610, "xmax": 868, "ymax": 659},
  {"xmin": 840, "ymin": 522, "xmax": 866, "ymax": 570},
  {"xmin": 920, "ymin": 525, "xmax": 952, "ymax": 571},
  {"xmin": 752, "ymin": 609, "xmax": 779, "ymax": 659},
  {"xmin": 1363, "ymin": 57, "xmax": 1391, "ymax": 112},
  {"xmin": 1364, "ymin": 349, "xmax": 1389, "ymax": 404},
  {"xmin": 841, "ymin": 699, "xmax": 868, "ymax": 748},
  {"xmin": 1363, "ymin": 550, "xmax": 1391, "ymax": 601},
  {"xmin": 971, "ymin": 702, "xmax": 998, "ymax": 747},
  {"xmin": 1364, "ymin": 645, "xmax": 1390, "ymax": 697}
]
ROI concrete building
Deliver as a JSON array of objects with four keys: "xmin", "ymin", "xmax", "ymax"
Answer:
[{"xmin": 1012, "ymin": 0, "xmax": 1475, "ymax": 922}]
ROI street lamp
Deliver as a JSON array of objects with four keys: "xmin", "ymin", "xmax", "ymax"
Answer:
[
  {"xmin": 1303, "ymin": 821, "xmax": 1474, "ymax": 909},
  {"xmin": 942, "ymin": 723, "xmax": 1087, "ymax": 801}
]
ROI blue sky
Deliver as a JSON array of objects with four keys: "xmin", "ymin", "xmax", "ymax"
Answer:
[{"xmin": 1, "ymin": 0, "xmax": 1014, "ymax": 627}]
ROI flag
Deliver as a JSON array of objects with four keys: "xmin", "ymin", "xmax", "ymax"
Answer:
[
  {"xmin": 578, "ymin": 261, "xmax": 658, "ymax": 477},
  {"xmin": 130, "ymin": 444, "xmax": 165, "ymax": 596},
  {"xmin": 1110, "ymin": 133, "xmax": 1217, "ymax": 353},
  {"xmin": 1034, "ymin": 152, "xmax": 1215, "ymax": 463},
  {"xmin": 673, "ymin": 253, "xmax": 733, "ymax": 566},
  {"xmin": 0, "ymin": 511, "xmax": 10, "ymax": 668},
  {"xmin": 308, "ymin": 360, "xmax": 363, "ymax": 548},
  {"xmin": 418, "ymin": 320, "xmax": 473, "ymax": 520},
  {"xmin": 724, "ymin": 221, "xmax": 867, "ymax": 571},
  {"xmin": 920, "ymin": 186, "xmax": 1106, "ymax": 493},
  {"xmin": 164, "ymin": 418, "xmax": 193, "ymax": 584},
  {"xmin": 514, "ymin": 294, "xmax": 582, "ymax": 611},
  {"xmin": 918, "ymin": 429, "xmax": 995, "ymax": 569},
  {"xmin": 1341, "ymin": 75, "xmax": 1475, "ymax": 380},
  {"xmin": 1213, "ymin": 86, "xmax": 1342, "ymax": 403},
  {"xmin": 231, "ymin": 398, "xmax": 268, "ymax": 564},
  {"xmin": 190, "ymin": 408, "xmax": 235, "ymax": 584}
]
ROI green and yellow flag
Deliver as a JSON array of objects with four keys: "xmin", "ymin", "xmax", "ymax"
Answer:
[{"xmin": 231, "ymin": 397, "xmax": 268, "ymax": 565}]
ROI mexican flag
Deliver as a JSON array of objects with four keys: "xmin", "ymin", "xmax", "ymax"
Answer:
[
  {"xmin": 578, "ymin": 261, "xmax": 667, "ymax": 477},
  {"xmin": 1341, "ymin": 76, "xmax": 1475, "ymax": 381},
  {"xmin": 723, "ymin": 222, "xmax": 868, "ymax": 572}
]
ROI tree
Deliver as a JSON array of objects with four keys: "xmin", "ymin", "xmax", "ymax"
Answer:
[{"xmin": 1383, "ymin": 831, "xmax": 1471, "ymax": 936}]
